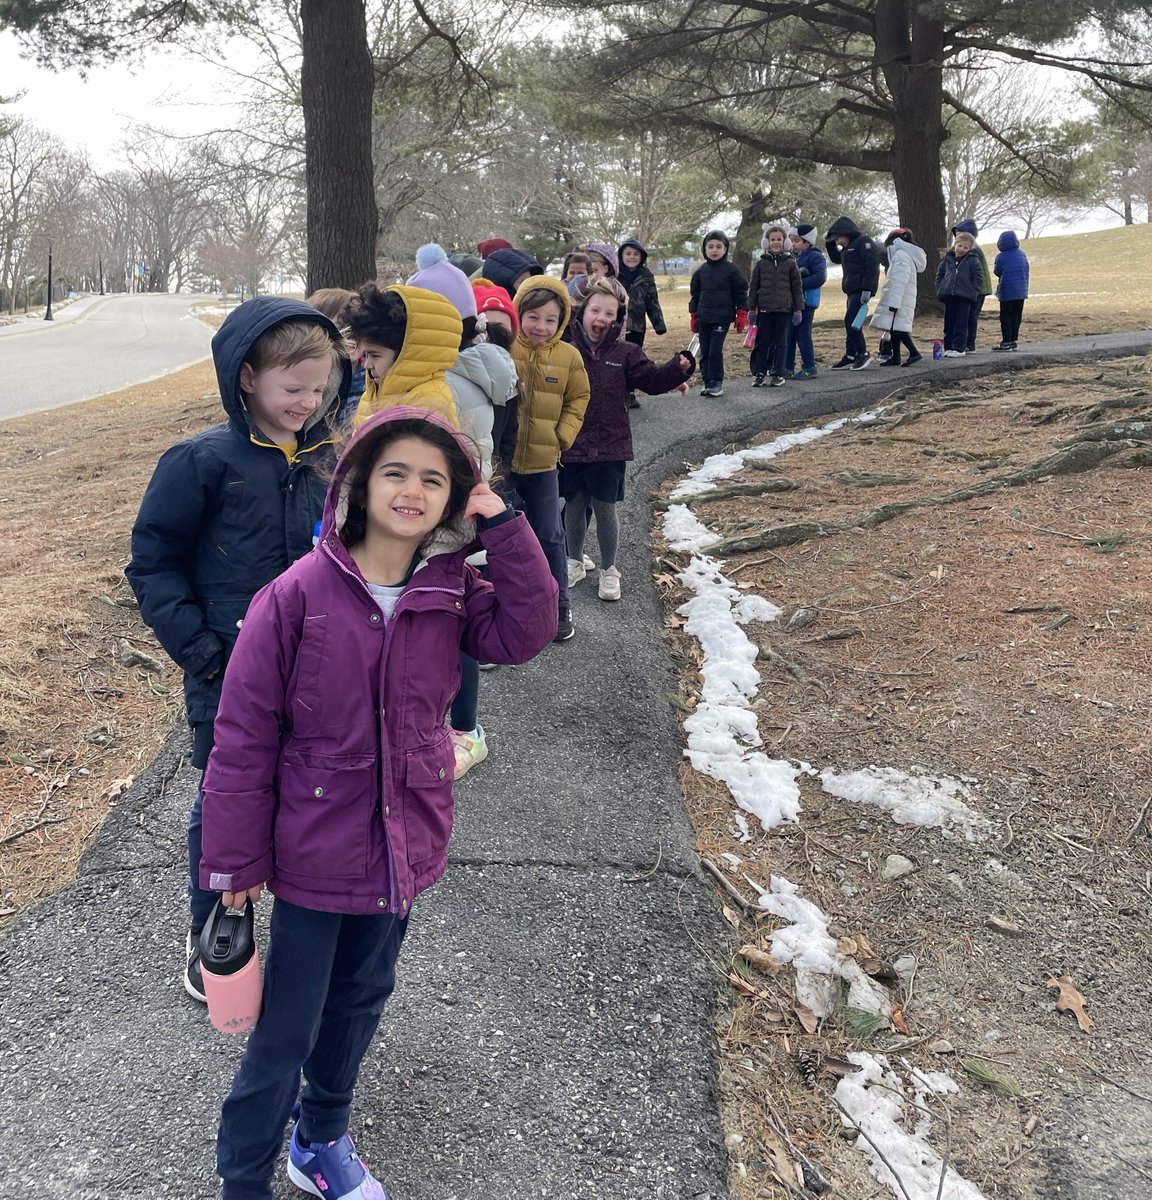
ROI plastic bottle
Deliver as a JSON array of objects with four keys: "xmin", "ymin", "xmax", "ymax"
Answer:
[
  {"xmin": 932, "ymin": 340, "xmax": 943, "ymax": 360},
  {"xmin": 199, "ymin": 898, "xmax": 262, "ymax": 1034}
]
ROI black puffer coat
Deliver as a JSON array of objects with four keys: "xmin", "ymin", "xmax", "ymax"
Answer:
[
  {"xmin": 125, "ymin": 297, "xmax": 350, "ymax": 767},
  {"xmin": 749, "ymin": 250, "xmax": 804, "ymax": 314},
  {"xmin": 616, "ymin": 238, "xmax": 667, "ymax": 337},
  {"xmin": 688, "ymin": 232, "xmax": 748, "ymax": 325},
  {"xmin": 825, "ymin": 217, "xmax": 881, "ymax": 296}
]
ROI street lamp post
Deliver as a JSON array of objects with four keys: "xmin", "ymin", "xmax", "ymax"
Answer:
[
  {"xmin": 98, "ymin": 256, "xmax": 105, "ymax": 296},
  {"xmin": 44, "ymin": 241, "xmax": 54, "ymax": 321}
]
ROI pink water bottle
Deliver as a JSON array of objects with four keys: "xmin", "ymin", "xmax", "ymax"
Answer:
[
  {"xmin": 199, "ymin": 899, "xmax": 262, "ymax": 1034},
  {"xmin": 932, "ymin": 339, "xmax": 943, "ymax": 360}
]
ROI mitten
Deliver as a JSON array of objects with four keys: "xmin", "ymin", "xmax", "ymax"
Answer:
[
  {"xmin": 735, "ymin": 309, "xmax": 749, "ymax": 333},
  {"xmin": 798, "ymin": 266, "xmax": 810, "ymax": 277},
  {"xmin": 859, "ymin": 291, "xmax": 871, "ymax": 304},
  {"xmin": 791, "ymin": 311, "xmax": 803, "ymax": 326},
  {"xmin": 689, "ymin": 313, "xmax": 699, "ymax": 333}
]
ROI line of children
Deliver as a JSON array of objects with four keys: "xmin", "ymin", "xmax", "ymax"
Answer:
[
  {"xmin": 748, "ymin": 224, "xmax": 803, "ymax": 388},
  {"xmin": 562, "ymin": 276, "xmax": 693, "ymax": 600},
  {"xmin": 784, "ymin": 224, "xmax": 826, "ymax": 379},
  {"xmin": 869, "ymin": 228, "xmax": 926, "ymax": 367},
  {"xmin": 688, "ymin": 229, "xmax": 748, "ymax": 397},
  {"xmin": 993, "ymin": 231, "xmax": 1030, "ymax": 350}
]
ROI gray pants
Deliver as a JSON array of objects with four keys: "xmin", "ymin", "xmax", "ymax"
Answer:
[{"xmin": 563, "ymin": 493, "xmax": 620, "ymax": 569}]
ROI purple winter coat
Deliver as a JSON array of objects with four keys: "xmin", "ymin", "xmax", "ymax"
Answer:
[
  {"xmin": 562, "ymin": 320, "xmax": 693, "ymax": 464},
  {"xmin": 200, "ymin": 407, "xmax": 558, "ymax": 916}
]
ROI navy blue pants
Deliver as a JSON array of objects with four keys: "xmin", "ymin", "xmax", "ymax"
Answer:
[
  {"xmin": 509, "ymin": 468, "xmax": 568, "ymax": 603},
  {"xmin": 697, "ymin": 322, "xmax": 730, "ymax": 388},
  {"xmin": 785, "ymin": 307, "xmax": 816, "ymax": 372},
  {"xmin": 188, "ymin": 784, "xmax": 219, "ymax": 934},
  {"xmin": 967, "ymin": 294, "xmax": 985, "ymax": 350},
  {"xmin": 750, "ymin": 312, "xmax": 790, "ymax": 377},
  {"xmin": 844, "ymin": 294, "xmax": 867, "ymax": 357},
  {"xmin": 217, "ymin": 899, "xmax": 409, "ymax": 1200},
  {"xmin": 943, "ymin": 297, "xmax": 973, "ymax": 352}
]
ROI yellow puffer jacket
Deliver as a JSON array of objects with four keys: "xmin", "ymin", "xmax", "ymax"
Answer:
[
  {"xmin": 509, "ymin": 275, "xmax": 591, "ymax": 474},
  {"xmin": 354, "ymin": 285, "xmax": 462, "ymax": 428}
]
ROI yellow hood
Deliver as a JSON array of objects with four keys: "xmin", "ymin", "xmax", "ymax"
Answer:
[
  {"xmin": 512, "ymin": 274, "xmax": 572, "ymax": 350},
  {"xmin": 354, "ymin": 284, "xmax": 462, "ymax": 428}
]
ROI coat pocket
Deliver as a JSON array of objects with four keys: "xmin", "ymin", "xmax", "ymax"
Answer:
[
  {"xmin": 275, "ymin": 751, "xmax": 376, "ymax": 881},
  {"xmin": 402, "ymin": 732, "xmax": 455, "ymax": 868}
]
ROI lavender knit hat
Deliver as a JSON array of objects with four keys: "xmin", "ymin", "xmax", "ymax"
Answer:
[{"xmin": 407, "ymin": 244, "xmax": 478, "ymax": 319}]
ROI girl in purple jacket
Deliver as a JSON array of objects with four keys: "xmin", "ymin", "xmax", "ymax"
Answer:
[
  {"xmin": 561, "ymin": 277, "xmax": 694, "ymax": 601},
  {"xmin": 199, "ymin": 407, "xmax": 556, "ymax": 1200}
]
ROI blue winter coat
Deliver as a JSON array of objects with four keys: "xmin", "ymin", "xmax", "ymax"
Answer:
[
  {"xmin": 795, "ymin": 245, "xmax": 827, "ymax": 308},
  {"xmin": 935, "ymin": 250, "xmax": 982, "ymax": 303},
  {"xmin": 994, "ymin": 232, "xmax": 1030, "ymax": 301},
  {"xmin": 482, "ymin": 248, "xmax": 544, "ymax": 300},
  {"xmin": 126, "ymin": 297, "xmax": 351, "ymax": 768}
]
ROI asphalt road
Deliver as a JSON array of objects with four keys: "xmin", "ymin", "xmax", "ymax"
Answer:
[
  {"xmin": 0, "ymin": 293, "xmax": 214, "ymax": 420},
  {"xmin": 0, "ymin": 327, "xmax": 1148, "ymax": 1200}
]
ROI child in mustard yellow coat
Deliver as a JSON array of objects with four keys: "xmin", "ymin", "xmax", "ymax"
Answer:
[{"xmin": 509, "ymin": 274, "xmax": 591, "ymax": 642}]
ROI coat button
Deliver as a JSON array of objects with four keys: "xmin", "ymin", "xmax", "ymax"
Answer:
[
  {"xmin": 401, "ymin": 898, "xmax": 409, "ymax": 911},
  {"xmin": 314, "ymin": 786, "xmax": 324, "ymax": 797},
  {"xmin": 454, "ymin": 601, "xmax": 462, "ymax": 609},
  {"xmin": 370, "ymin": 613, "xmax": 381, "ymax": 623},
  {"xmin": 384, "ymin": 805, "xmax": 390, "ymax": 816},
  {"xmin": 235, "ymin": 619, "xmax": 244, "ymax": 629},
  {"xmin": 377, "ymin": 898, "xmax": 387, "ymax": 909},
  {"xmin": 438, "ymin": 767, "xmax": 446, "ymax": 780}
]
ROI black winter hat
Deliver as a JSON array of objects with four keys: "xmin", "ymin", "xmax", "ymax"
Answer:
[{"xmin": 701, "ymin": 229, "xmax": 730, "ymax": 254}]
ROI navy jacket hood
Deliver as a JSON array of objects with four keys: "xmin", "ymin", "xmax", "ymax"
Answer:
[
  {"xmin": 826, "ymin": 217, "xmax": 862, "ymax": 241},
  {"xmin": 997, "ymin": 231, "xmax": 1020, "ymax": 251},
  {"xmin": 481, "ymin": 248, "xmax": 545, "ymax": 297},
  {"xmin": 952, "ymin": 219, "xmax": 979, "ymax": 237},
  {"xmin": 211, "ymin": 296, "xmax": 351, "ymax": 432}
]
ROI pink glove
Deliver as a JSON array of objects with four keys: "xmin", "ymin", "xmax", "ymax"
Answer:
[{"xmin": 689, "ymin": 314, "xmax": 699, "ymax": 333}]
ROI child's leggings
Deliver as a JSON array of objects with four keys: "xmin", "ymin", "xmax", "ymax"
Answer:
[
  {"xmin": 888, "ymin": 330, "xmax": 919, "ymax": 360},
  {"xmin": 563, "ymin": 493, "xmax": 620, "ymax": 569},
  {"xmin": 999, "ymin": 299, "xmax": 1025, "ymax": 344},
  {"xmin": 697, "ymin": 322, "xmax": 730, "ymax": 387},
  {"xmin": 450, "ymin": 654, "xmax": 480, "ymax": 731},
  {"xmin": 216, "ymin": 899, "xmax": 408, "ymax": 1200}
]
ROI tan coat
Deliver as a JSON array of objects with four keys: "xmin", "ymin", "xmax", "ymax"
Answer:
[{"xmin": 509, "ymin": 275, "xmax": 590, "ymax": 474}]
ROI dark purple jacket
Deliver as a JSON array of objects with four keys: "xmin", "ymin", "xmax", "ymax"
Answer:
[
  {"xmin": 200, "ymin": 408, "xmax": 558, "ymax": 916},
  {"xmin": 563, "ymin": 320, "xmax": 692, "ymax": 464}
]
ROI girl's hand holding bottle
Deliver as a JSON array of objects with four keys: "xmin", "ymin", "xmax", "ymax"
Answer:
[
  {"xmin": 464, "ymin": 480, "xmax": 508, "ymax": 520},
  {"xmin": 222, "ymin": 884, "xmax": 264, "ymax": 910}
]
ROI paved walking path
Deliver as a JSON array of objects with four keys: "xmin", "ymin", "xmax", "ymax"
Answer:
[{"xmin": 0, "ymin": 328, "xmax": 1147, "ymax": 1200}]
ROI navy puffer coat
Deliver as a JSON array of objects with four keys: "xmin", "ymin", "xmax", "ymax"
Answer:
[{"xmin": 126, "ymin": 297, "xmax": 350, "ymax": 767}]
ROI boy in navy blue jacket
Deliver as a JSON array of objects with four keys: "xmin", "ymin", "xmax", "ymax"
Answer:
[
  {"xmin": 825, "ymin": 216, "xmax": 880, "ymax": 370},
  {"xmin": 126, "ymin": 297, "xmax": 350, "ymax": 1003},
  {"xmin": 993, "ymin": 231, "xmax": 1030, "ymax": 350}
]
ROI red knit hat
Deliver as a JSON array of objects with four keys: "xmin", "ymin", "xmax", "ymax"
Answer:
[
  {"xmin": 477, "ymin": 238, "xmax": 514, "ymax": 258},
  {"xmin": 472, "ymin": 281, "xmax": 519, "ymax": 335}
]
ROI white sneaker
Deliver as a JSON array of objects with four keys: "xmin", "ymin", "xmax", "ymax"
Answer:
[
  {"xmin": 943, "ymin": 349, "xmax": 964, "ymax": 357},
  {"xmin": 451, "ymin": 725, "xmax": 488, "ymax": 779},
  {"xmin": 582, "ymin": 554, "xmax": 595, "ymax": 570},
  {"xmin": 567, "ymin": 558, "xmax": 587, "ymax": 588},
  {"xmin": 598, "ymin": 566, "xmax": 622, "ymax": 602}
]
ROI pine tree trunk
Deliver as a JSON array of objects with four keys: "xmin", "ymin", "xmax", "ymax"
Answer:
[
  {"xmin": 732, "ymin": 189, "xmax": 767, "ymax": 282},
  {"xmin": 301, "ymin": 0, "xmax": 378, "ymax": 291},
  {"xmin": 875, "ymin": 1, "xmax": 947, "ymax": 313}
]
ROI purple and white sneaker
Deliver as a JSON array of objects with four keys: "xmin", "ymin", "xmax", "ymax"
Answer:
[{"xmin": 287, "ymin": 1121, "xmax": 390, "ymax": 1199}]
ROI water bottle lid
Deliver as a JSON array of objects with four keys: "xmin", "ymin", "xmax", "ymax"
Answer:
[{"xmin": 199, "ymin": 899, "xmax": 256, "ymax": 977}]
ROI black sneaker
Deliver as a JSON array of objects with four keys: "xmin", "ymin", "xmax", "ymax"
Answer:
[
  {"xmin": 830, "ymin": 355, "xmax": 854, "ymax": 370},
  {"xmin": 752, "ymin": 373, "xmax": 767, "ymax": 387},
  {"xmin": 768, "ymin": 375, "xmax": 785, "ymax": 387},
  {"xmin": 554, "ymin": 602, "xmax": 574, "ymax": 642},
  {"xmin": 185, "ymin": 931, "xmax": 207, "ymax": 1003},
  {"xmin": 850, "ymin": 352, "xmax": 873, "ymax": 370},
  {"xmin": 627, "ymin": 394, "xmax": 641, "ymax": 409},
  {"xmin": 992, "ymin": 342, "xmax": 1011, "ymax": 352},
  {"xmin": 901, "ymin": 352, "xmax": 923, "ymax": 367}
]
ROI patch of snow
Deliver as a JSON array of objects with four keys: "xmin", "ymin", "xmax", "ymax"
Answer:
[
  {"xmin": 670, "ymin": 411, "xmax": 881, "ymax": 497},
  {"xmin": 836, "ymin": 1053, "xmax": 988, "ymax": 1200},
  {"xmin": 820, "ymin": 766, "xmax": 993, "ymax": 841},
  {"xmin": 663, "ymin": 503, "xmax": 721, "ymax": 552},
  {"xmin": 732, "ymin": 814, "xmax": 751, "ymax": 843},
  {"xmin": 720, "ymin": 851, "xmax": 743, "ymax": 868},
  {"xmin": 757, "ymin": 877, "xmax": 891, "ymax": 1018}
]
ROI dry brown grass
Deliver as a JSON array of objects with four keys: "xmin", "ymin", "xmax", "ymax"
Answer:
[
  {"xmin": 656, "ymin": 357, "xmax": 1152, "ymax": 1199},
  {"xmin": 0, "ymin": 361, "xmax": 220, "ymax": 919}
]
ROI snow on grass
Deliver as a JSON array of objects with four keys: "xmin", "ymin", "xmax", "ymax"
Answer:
[
  {"xmin": 752, "ymin": 876, "xmax": 892, "ymax": 1018},
  {"xmin": 836, "ymin": 1053, "xmax": 989, "ymax": 1200},
  {"xmin": 670, "ymin": 410, "xmax": 881, "ymax": 498},
  {"xmin": 819, "ymin": 766, "xmax": 992, "ymax": 841},
  {"xmin": 663, "ymin": 503, "xmax": 721, "ymax": 553},
  {"xmin": 669, "ymin": 550, "xmax": 807, "ymax": 830}
]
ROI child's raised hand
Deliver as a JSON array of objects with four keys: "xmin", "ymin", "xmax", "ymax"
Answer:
[{"xmin": 464, "ymin": 481, "xmax": 508, "ymax": 520}]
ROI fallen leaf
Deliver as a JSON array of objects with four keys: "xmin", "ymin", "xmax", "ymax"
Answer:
[
  {"xmin": 1047, "ymin": 975, "xmax": 1094, "ymax": 1032},
  {"xmin": 795, "ymin": 1004, "xmax": 819, "ymax": 1034},
  {"xmin": 861, "ymin": 957, "xmax": 900, "ymax": 985},
  {"xmin": 738, "ymin": 945, "xmax": 783, "ymax": 975},
  {"xmin": 823, "ymin": 1055, "xmax": 862, "ymax": 1078},
  {"xmin": 891, "ymin": 1008, "xmax": 910, "ymax": 1035},
  {"xmin": 853, "ymin": 933, "xmax": 877, "ymax": 958},
  {"xmin": 728, "ymin": 972, "xmax": 759, "ymax": 998},
  {"xmin": 103, "ymin": 776, "xmax": 135, "ymax": 802},
  {"xmin": 987, "ymin": 916, "xmax": 1024, "ymax": 935},
  {"xmin": 721, "ymin": 905, "xmax": 741, "ymax": 930},
  {"xmin": 836, "ymin": 936, "xmax": 859, "ymax": 956}
]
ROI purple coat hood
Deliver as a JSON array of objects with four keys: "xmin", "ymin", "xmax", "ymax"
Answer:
[
  {"xmin": 563, "ymin": 321, "xmax": 693, "ymax": 464},
  {"xmin": 200, "ymin": 407, "xmax": 558, "ymax": 915}
]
